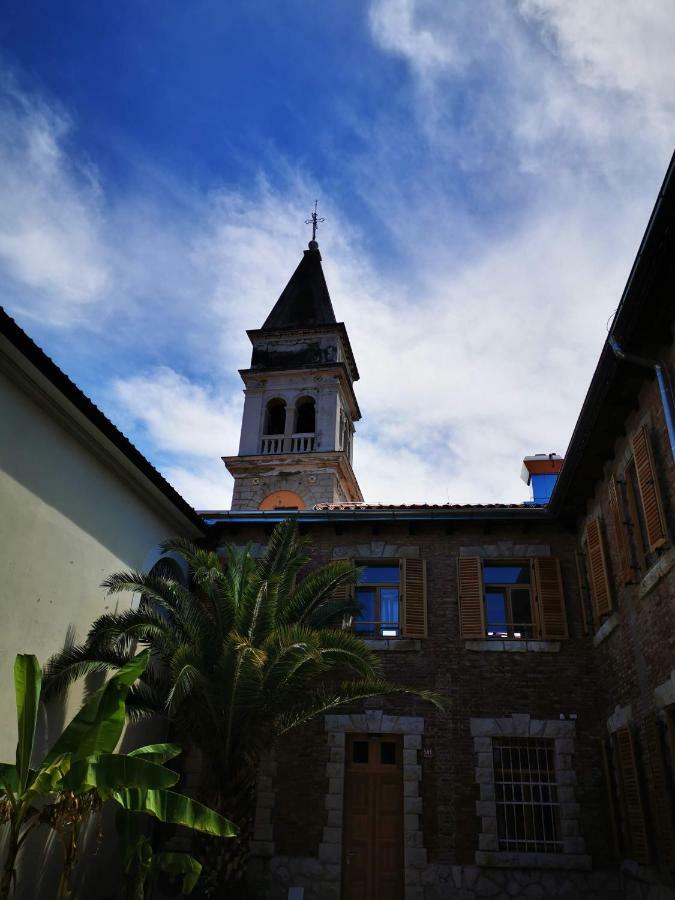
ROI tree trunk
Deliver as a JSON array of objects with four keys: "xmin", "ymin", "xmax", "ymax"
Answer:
[
  {"xmin": 0, "ymin": 823, "xmax": 20, "ymax": 900},
  {"xmin": 56, "ymin": 829, "xmax": 78, "ymax": 900},
  {"xmin": 193, "ymin": 769, "xmax": 257, "ymax": 899}
]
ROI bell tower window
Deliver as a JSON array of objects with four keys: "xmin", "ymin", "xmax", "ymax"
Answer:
[
  {"xmin": 295, "ymin": 396, "xmax": 316, "ymax": 434},
  {"xmin": 265, "ymin": 399, "xmax": 286, "ymax": 435}
]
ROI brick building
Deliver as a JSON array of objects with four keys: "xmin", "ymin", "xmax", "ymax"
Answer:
[{"xmin": 203, "ymin": 155, "xmax": 675, "ymax": 900}]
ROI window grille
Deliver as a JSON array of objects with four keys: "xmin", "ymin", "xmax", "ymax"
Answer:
[{"xmin": 493, "ymin": 737, "xmax": 562, "ymax": 853}]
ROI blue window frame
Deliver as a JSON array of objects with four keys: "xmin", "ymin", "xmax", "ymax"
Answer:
[
  {"xmin": 483, "ymin": 561, "xmax": 534, "ymax": 639},
  {"xmin": 355, "ymin": 563, "xmax": 400, "ymax": 638}
]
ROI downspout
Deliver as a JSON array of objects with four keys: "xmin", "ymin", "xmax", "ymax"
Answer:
[{"xmin": 608, "ymin": 336, "xmax": 675, "ymax": 464}]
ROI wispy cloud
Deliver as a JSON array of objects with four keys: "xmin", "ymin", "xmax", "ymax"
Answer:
[{"xmin": 1, "ymin": 2, "xmax": 673, "ymax": 510}]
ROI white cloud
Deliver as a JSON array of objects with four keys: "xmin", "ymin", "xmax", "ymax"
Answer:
[
  {"xmin": 111, "ymin": 367, "xmax": 242, "ymax": 459},
  {"xmin": 0, "ymin": 78, "xmax": 109, "ymax": 323},
  {"xmin": 1, "ymin": 3, "xmax": 674, "ymax": 510}
]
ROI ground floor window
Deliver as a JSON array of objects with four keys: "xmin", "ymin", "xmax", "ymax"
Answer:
[{"xmin": 493, "ymin": 737, "xmax": 562, "ymax": 853}]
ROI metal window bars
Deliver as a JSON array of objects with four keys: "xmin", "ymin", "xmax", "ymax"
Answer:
[{"xmin": 492, "ymin": 737, "xmax": 562, "ymax": 853}]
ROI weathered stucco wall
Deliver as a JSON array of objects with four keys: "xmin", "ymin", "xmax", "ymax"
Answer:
[{"xmin": 0, "ymin": 367, "xmax": 190, "ymax": 761}]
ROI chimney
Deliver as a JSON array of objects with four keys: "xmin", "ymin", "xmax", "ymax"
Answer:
[{"xmin": 521, "ymin": 453, "xmax": 564, "ymax": 504}]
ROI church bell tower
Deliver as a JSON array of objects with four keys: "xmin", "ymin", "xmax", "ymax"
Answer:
[{"xmin": 223, "ymin": 227, "xmax": 363, "ymax": 511}]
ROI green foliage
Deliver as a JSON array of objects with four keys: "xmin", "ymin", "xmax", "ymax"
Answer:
[
  {"xmin": 117, "ymin": 810, "xmax": 204, "ymax": 899},
  {"xmin": 0, "ymin": 651, "xmax": 235, "ymax": 900}
]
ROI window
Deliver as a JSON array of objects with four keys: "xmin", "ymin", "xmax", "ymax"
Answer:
[
  {"xmin": 457, "ymin": 557, "xmax": 567, "ymax": 641},
  {"xmin": 294, "ymin": 396, "xmax": 315, "ymax": 434},
  {"xmin": 493, "ymin": 737, "xmax": 562, "ymax": 853},
  {"xmin": 625, "ymin": 459, "xmax": 654, "ymax": 576},
  {"xmin": 355, "ymin": 563, "xmax": 400, "ymax": 638},
  {"xmin": 605, "ymin": 727, "xmax": 651, "ymax": 864},
  {"xmin": 264, "ymin": 398, "xmax": 286, "ymax": 435},
  {"xmin": 483, "ymin": 562, "xmax": 533, "ymax": 639}
]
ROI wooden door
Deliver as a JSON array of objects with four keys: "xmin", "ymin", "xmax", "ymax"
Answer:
[{"xmin": 343, "ymin": 734, "xmax": 404, "ymax": 900}]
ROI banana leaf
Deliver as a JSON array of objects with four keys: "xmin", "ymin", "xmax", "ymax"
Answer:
[
  {"xmin": 127, "ymin": 743, "xmax": 182, "ymax": 765},
  {"xmin": 0, "ymin": 763, "xmax": 18, "ymax": 795},
  {"xmin": 152, "ymin": 852, "xmax": 202, "ymax": 893},
  {"xmin": 14, "ymin": 655, "xmax": 41, "ymax": 794},
  {"xmin": 61, "ymin": 753, "xmax": 180, "ymax": 792},
  {"xmin": 111, "ymin": 788, "xmax": 237, "ymax": 837},
  {"xmin": 42, "ymin": 651, "xmax": 149, "ymax": 766}
]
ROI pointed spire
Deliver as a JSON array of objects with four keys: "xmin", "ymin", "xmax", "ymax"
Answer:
[{"xmin": 261, "ymin": 226, "xmax": 337, "ymax": 331}]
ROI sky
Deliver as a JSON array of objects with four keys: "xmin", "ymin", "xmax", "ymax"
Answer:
[{"xmin": 1, "ymin": 1, "xmax": 674, "ymax": 509}]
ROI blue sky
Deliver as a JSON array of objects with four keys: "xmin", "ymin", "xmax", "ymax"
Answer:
[{"xmin": 1, "ymin": 1, "xmax": 674, "ymax": 507}]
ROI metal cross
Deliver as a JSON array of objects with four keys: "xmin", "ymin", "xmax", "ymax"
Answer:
[{"xmin": 305, "ymin": 200, "xmax": 325, "ymax": 242}]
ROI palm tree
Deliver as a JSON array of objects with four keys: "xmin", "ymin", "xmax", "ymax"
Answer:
[{"xmin": 44, "ymin": 520, "xmax": 441, "ymax": 892}]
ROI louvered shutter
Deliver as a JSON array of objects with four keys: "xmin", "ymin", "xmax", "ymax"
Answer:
[
  {"xmin": 615, "ymin": 727, "xmax": 650, "ymax": 864},
  {"xmin": 608, "ymin": 476, "xmax": 633, "ymax": 585},
  {"xmin": 600, "ymin": 739, "xmax": 621, "ymax": 859},
  {"xmin": 401, "ymin": 558, "xmax": 427, "ymax": 638},
  {"xmin": 457, "ymin": 557, "xmax": 485, "ymax": 639},
  {"xmin": 645, "ymin": 715, "xmax": 675, "ymax": 869},
  {"xmin": 532, "ymin": 558, "xmax": 568, "ymax": 640},
  {"xmin": 331, "ymin": 558, "xmax": 353, "ymax": 605},
  {"xmin": 574, "ymin": 552, "xmax": 590, "ymax": 635},
  {"xmin": 632, "ymin": 425, "xmax": 668, "ymax": 552},
  {"xmin": 585, "ymin": 518, "xmax": 612, "ymax": 619}
]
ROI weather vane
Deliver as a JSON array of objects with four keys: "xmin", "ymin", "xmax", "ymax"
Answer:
[{"xmin": 305, "ymin": 200, "xmax": 325, "ymax": 243}]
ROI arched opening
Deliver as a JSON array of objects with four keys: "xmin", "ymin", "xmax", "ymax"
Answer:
[
  {"xmin": 295, "ymin": 396, "xmax": 316, "ymax": 434},
  {"xmin": 258, "ymin": 490, "xmax": 306, "ymax": 511},
  {"xmin": 265, "ymin": 398, "xmax": 286, "ymax": 435}
]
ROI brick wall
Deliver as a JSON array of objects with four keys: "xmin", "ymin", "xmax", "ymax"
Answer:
[{"xmin": 213, "ymin": 519, "xmax": 614, "ymax": 876}]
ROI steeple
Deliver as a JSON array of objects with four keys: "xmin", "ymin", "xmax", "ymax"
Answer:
[
  {"xmin": 261, "ymin": 244, "xmax": 337, "ymax": 331},
  {"xmin": 223, "ymin": 232, "xmax": 363, "ymax": 511}
]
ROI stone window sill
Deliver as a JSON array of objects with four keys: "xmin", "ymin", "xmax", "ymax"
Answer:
[
  {"xmin": 465, "ymin": 640, "xmax": 561, "ymax": 653},
  {"xmin": 475, "ymin": 850, "xmax": 591, "ymax": 870},
  {"xmin": 637, "ymin": 545, "xmax": 675, "ymax": 599},
  {"xmin": 593, "ymin": 613, "xmax": 620, "ymax": 647},
  {"xmin": 363, "ymin": 638, "xmax": 421, "ymax": 651}
]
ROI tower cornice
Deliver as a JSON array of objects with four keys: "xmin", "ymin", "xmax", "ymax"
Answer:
[{"xmin": 246, "ymin": 322, "xmax": 359, "ymax": 382}]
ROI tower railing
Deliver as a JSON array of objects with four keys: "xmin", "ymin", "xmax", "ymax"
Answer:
[
  {"xmin": 260, "ymin": 435, "xmax": 284, "ymax": 454},
  {"xmin": 260, "ymin": 433, "xmax": 316, "ymax": 454},
  {"xmin": 290, "ymin": 433, "xmax": 315, "ymax": 453}
]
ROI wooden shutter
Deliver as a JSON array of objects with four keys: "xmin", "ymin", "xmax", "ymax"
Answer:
[
  {"xmin": 457, "ymin": 557, "xmax": 485, "ymax": 639},
  {"xmin": 600, "ymin": 738, "xmax": 621, "ymax": 859},
  {"xmin": 331, "ymin": 558, "xmax": 353, "ymax": 604},
  {"xmin": 532, "ymin": 558, "xmax": 568, "ymax": 640},
  {"xmin": 401, "ymin": 558, "xmax": 427, "ymax": 638},
  {"xmin": 632, "ymin": 425, "xmax": 668, "ymax": 552},
  {"xmin": 574, "ymin": 552, "xmax": 590, "ymax": 635},
  {"xmin": 645, "ymin": 715, "xmax": 675, "ymax": 869},
  {"xmin": 608, "ymin": 476, "xmax": 633, "ymax": 585},
  {"xmin": 585, "ymin": 517, "xmax": 612, "ymax": 619},
  {"xmin": 615, "ymin": 727, "xmax": 650, "ymax": 864}
]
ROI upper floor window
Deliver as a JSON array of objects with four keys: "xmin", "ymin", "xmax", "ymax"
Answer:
[
  {"xmin": 605, "ymin": 425, "xmax": 669, "ymax": 593},
  {"xmin": 484, "ymin": 561, "xmax": 533, "ymax": 639},
  {"xmin": 624, "ymin": 459, "xmax": 654, "ymax": 575},
  {"xmin": 264, "ymin": 398, "xmax": 286, "ymax": 435},
  {"xmin": 355, "ymin": 562, "xmax": 400, "ymax": 638},
  {"xmin": 294, "ymin": 396, "xmax": 316, "ymax": 434},
  {"xmin": 458, "ymin": 556, "xmax": 568, "ymax": 641}
]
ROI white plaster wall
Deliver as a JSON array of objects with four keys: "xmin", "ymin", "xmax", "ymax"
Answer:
[{"xmin": 0, "ymin": 371, "xmax": 192, "ymax": 760}]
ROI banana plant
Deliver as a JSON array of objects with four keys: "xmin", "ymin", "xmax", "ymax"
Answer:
[
  {"xmin": 0, "ymin": 653, "xmax": 236, "ymax": 900},
  {"xmin": 117, "ymin": 807, "xmax": 203, "ymax": 900}
]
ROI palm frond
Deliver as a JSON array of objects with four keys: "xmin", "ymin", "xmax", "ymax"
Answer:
[
  {"xmin": 279, "ymin": 561, "xmax": 360, "ymax": 626},
  {"xmin": 276, "ymin": 679, "xmax": 445, "ymax": 734},
  {"xmin": 42, "ymin": 642, "xmax": 135, "ymax": 699}
]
